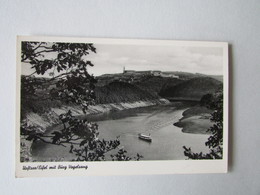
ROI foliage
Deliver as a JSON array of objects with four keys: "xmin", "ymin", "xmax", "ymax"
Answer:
[
  {"xmin": 159, "ymin": 77, "xmax": 222, "ymax": 101},
  {"xmin": 111, "ymin": 149, "xmax": 143, "ymax": 161},
  {"xmin": 21, "ymin": 41, "xmax": 142, "ymax": 162},
  {"xmin": 21, "ymin": 42, "xmax": 97, "ymax": 113},
  {"xmin": 183, "ymin": 91, "xmax": 223, "ymax": 159},
  {"xmin": 200, "ymin": 93, "xmax": 213, "ymax": 107},
  {"xmin": 95, "ymin": 81, "xmax": 157, "ymax": 104}
]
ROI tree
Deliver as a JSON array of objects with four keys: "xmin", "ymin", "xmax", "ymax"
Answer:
[
  {"xmin": 20, "ymin": 41, "xmax": 142, "ymax": 162},
  {"xmin": 183, "ymin": 91, "xmax": 223, "ymax": 159}
]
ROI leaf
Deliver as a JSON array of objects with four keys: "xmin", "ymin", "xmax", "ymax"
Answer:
[
  {"xmin": 80, "ymin": 140, "xmax": 87, "ymax": 147},
  {"xmin": 51, "ymin": 131, "xmax": 62, "ymax": 144}
]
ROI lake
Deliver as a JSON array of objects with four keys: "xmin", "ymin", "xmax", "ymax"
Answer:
[{"xmin": 31, "ymin": 102, "xmax": 210, "ymax": 161}]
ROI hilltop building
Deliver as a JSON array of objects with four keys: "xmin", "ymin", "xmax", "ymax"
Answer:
[{"xmin": 123, "ymin": 67, "xmax": 179, "ymax": 78}]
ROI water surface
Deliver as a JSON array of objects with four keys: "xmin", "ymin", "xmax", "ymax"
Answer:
[{"xmin": 32, "ymin": 103, "xmax": 210, "ymax": 161}]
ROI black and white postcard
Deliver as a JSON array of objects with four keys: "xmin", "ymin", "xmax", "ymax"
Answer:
[{"xmin": 16, "ymin": 36, "xmax": 228, "ymax": 177}]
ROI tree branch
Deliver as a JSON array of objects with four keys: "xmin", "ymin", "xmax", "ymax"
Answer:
[
  {"xmin": 24, "ymin": 71, "xmax": 37, "ymax": 77},
  {"xmin": 48, "ymin": 72, "xmax": 72, "ymax": 81},
  {"xmin": 36, "ymin": 45, "xmax": 52, "ymax": 50},
  {"xmin": 36, "ymin": 137, "xmax": 67, "ymax": 147},
  {"xmin": 34, "ymin": 49, "xmax": 55, "ymax": 56},
  {"xmin": 32, "ymin": 43, "xmax": 43, "ymax": 51}
]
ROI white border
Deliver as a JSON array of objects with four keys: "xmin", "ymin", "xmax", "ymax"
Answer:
[{"xmin": 16, "ymin": 36, "xmax": 228, "ymax": 178}]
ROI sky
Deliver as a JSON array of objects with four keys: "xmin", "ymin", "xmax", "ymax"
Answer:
[{"xmin": 22, "ymin": 43, "xmax": 223, "ymax": 76}]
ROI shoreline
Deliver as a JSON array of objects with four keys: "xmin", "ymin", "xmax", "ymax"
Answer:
[
  {"xmin": 21, "ymin": 98, "xmax": 171, "ymax": 161},
  {"xmin": 174, "ymin": 106, "xmax": 214, "ymax": 134},
  {"xmin": 25, "ymin": 98, "xmax": 170, "ymax": 132},
  {"xmin": 21, "ymin": 99, "xmax": 170, "ymax": 162}
]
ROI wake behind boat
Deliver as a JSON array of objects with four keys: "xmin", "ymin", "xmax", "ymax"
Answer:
[{"xmin": 138, "ymin": 133, "xmax": 152, "ymax": 142}]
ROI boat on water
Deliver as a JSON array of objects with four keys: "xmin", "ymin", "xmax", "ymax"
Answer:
[{"xmin": 138, "ymin": 133, "xmax": 152, "ymax": 142}]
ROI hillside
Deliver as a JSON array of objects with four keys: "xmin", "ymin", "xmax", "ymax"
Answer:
[
  {"xmin": 95, "ymin": 81, "xmax": 158, "ymax": 104},
  {"xmin": 21, "ymin": 72, "xmax": 223, "ymax": 118},
  {"xmin": 134, "ymin": 76, "xmax": 184, "ymax": 96},
  {"xmin": 159, "ymin": 77, "xmax": 222, "ymax": 101},
  {"xmin": 194, "ymin": 73, "xmax": 223, "ymax": 82}
]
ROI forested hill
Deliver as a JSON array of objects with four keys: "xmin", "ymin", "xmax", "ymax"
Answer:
[
  {"xmin": 135, "ymin": 76, "xmax": 183, "ymax": 97},
  {"xmin": 95, "ymin": 74, "xmax": 184, "ymax": 104},
  {"xmin": 94, "ymin": 81, "xmax": 158, "ymax": 104},
  {"xmin": 21, "ymin": 72, "xmax": 223, "ymax": 116},
  {"xmin": 95, "ymin": 73, "xmax": 222, "ymax": 104},
  {"xmin": 159, "ymin": 77, "xmax": 222, "ymax": 101}
]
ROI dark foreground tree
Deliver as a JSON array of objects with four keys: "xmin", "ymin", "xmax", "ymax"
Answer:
[
  {"xmin": 20, "ymin": 41, "xmax": 142, "ymax": 162},
  {"xmin": 183, "ymin": 91, "xmax": 223, "ymax": 159}
]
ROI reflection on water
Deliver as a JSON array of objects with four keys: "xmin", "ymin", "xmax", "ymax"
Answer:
[{"xmin": 31, "ymin": 102, "xmax": 210, "ymax": 161}]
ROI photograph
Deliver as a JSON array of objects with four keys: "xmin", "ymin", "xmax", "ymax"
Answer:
[{"xmin": 16, "ymin": 36, "xmax": 228, "ymax": 176}]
